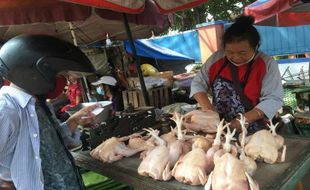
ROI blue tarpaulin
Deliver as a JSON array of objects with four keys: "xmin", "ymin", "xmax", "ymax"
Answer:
[
  {"xmin": 257, "ymin": 25, "xmax": 310, "ymax": 56},
  {"xmin": 124, "ymin": 39, "xmax": 194, "ymax": 61},
  {"xmin": 224, "ymin": 23, "xmax": 310, "ymax": 56},
  {"xmin": 149, "ymin": 30, "xmax": 201, "ymax": 62}
]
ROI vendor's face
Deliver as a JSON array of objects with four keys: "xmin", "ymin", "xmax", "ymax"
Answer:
[{"xmin": 225, "ymin": 40, "xmax": 256, "ymax": 66}]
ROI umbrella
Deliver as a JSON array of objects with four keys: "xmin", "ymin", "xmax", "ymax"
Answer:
[
  {"xmin": 0, "ymin": 0, "xmax": 209, "ymax": 106},
  {"xmin": 0, "ymin": 0, "xmax": 174, "ymax": 104},
  {"xmin": 244, "ymin": 0, "xmax": 310, "ymax": 26},
  {"xmin": 0, "ymin": 0, "xmax": 172, "ymax": 45},
  {"xmin": 63, "ymin": 0, "xmax": 208, "ymax": 14}
]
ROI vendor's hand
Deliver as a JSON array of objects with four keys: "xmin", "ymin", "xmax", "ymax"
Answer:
[
  {"xmin": 230, "ymin": 118, "xmax": 242, "ymax": 133},
  {"xmin": 66, "ymin": 104, "xmax": 101, "ymax": 132},
  {"xmin": 198, "ymin": 106, "xmax": 216, "ymax": 112}
]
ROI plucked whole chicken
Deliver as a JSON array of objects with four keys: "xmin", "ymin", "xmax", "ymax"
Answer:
[
  {"xmin": 183, "ymin": 109, "xmax": 220, "ymax": 133},
  {"xmin": 236, "ymin": 114, "xmax": 257, "ymax": 176},
  {"xmin": 168, "ymin": 112, "xmax": 191, "ymax": 167},
  {"xmin": 90, "ymin": 136, "xmax": 143, "ymax": 163},
  {"xmin": 205, "ymin": 119, "xmax": 229, "ymax": 173},
  {"xmin": 205, "ymin": 153, "xmax": 259, "ymax": 190},
  {"xmin": 244, "ymin": 120, "xmax": 286, "ymax": 164},
  {"xmin": 137, "ymin": 128, "xmax": 172, "ymax": 181},
  {"xmin": 171, "ymin": 117, "xmax": 224, "ymax": 186},
  {"xmin": 172, "ymin": 148, "xmax": 209, "ymax": 185}
]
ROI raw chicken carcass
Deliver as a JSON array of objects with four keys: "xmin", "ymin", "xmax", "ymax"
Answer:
[
  {"xmin": 204, "ymin": 153, "xmax": 259, "ymax": 190},
  {"xmin": 236, "ymin": 114, "xmax": 257, "ymax": 176},
  {"xmin": 160, "ymin": 126, "xmax": 177, "ymax": 145},
  {"xmin": 244, "ymin": 120, "xmax": 286, "ymax": 164},
  {"xmin": 190, "ymin": 135, "xmax": 213, "ymax": 152},
  {"xmin": 172, "ymin": 148, "xmax": 209, "ymax": 185},
  {"xmin": 168, "ymin": 112, "xmax": 191, "ymax": 167},
  {"xmin": 211, "ymin": 125, "xmax": 239, "ymax": 169},
  {"xmin": 238, "ymin": 145, "xmax": 257, "ymax": 177},
  {"xmin": 137, "ymin": 128, "xmax": 172, "ymax": 181},
  {"xmin": 183, "ymin": 110, "xmax": 220, "ymax": 133},
  {"xmin": 128, "ymin": 134, "xmax": 155, "ymax": 151},
  {"xmin": 205, "ymin": 119, "xmax": 229, "ymax": 173},
  {"xmin": 90, "ymin": 136, "xmax": 143, "ymax": 163},
  {"xmin": 214, "ymin": 126, "xmax": 238, "ymax": 156},
  {"xmin": 172, "ymin": 113, "xmax": 218, "ymax": 185}
]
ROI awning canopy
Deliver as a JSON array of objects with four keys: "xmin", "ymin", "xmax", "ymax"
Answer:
[
  {"xmin": 124, "ymin": 39, "xmax": 194, "ymax": 61},
  {"xmin": 0, "ymin": 0, "xmax": 171, "ymax": 44},
  {"xmin": 63, "ymin": 0, "xmax": 208, "ymax": 14},
  {"xmin": 244, "ymin": 0, "xmax": 310, "ymax": 26},
  {"xmin": 0, "ymin": 0, "xmax": 208, "ymax": 106}
]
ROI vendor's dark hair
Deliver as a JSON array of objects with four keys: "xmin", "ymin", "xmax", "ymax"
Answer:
[{"xmin": 223, "ymin": 15, "xmax": 260, "ymax": 49}]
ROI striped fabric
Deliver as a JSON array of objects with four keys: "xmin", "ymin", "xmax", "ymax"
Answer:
[
  {"xmin": 0, "ymin": 86, "xmax": 81, "ymax": 190},
  {"xmin": 36, "ymin": 103, "xmax": 82, "ymax": 190}
]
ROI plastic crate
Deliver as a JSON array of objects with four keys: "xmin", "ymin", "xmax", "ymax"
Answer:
[
  {"xmin": 294, "ymin": 123, "xmax": 310, "ymax": 136},
  {"xmin": 283, "ymin": 87, "xmax": 297, "ymax": 108}
]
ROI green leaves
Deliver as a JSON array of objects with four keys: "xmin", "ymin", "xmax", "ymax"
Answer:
[{"xmin": 169, "ymin": 0, "xmax": 256, "ymax": 32}]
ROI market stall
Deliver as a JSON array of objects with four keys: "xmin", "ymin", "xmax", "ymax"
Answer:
[
  {"xmin": 72, "ymin": 135, "xmax": 310, "ymax": 190},
  {"xmin": 124, "ymin": 39, "xmax": 195, "ymax": 74}
]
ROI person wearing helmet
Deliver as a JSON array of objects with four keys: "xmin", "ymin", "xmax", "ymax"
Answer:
[{"xmin": 0, "ymin": 35, "xmax": 99, "ymax": 190}]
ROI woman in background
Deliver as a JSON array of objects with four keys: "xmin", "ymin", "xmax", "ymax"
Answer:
[
  {"xmin": 56, "ymin": 73, "xmax": 83, "ymax": 121},
  {"xmin": 60, "ymin": 74, "xmax": 83, "ymax": 113},
  {"xmin": 92, "ymin": 76, "xmax": 124, "ymax": 111}
]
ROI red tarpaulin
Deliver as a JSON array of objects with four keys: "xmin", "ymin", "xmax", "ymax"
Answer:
[
  {"xmin": 62, "ymin": 0, "xmax": 208, "ymax": 14},
  {"xmin": 0, "ymin": 0, "xmax": 172, "ymax": 44},
  {"xmin": 0, "ymin": 0, "xmax": 209, "ymax": 44},
  {"xmin": 244, "ymin": 0, "xmax": 310, "ymax": 26},
  {"xmin": 0, "ymin": 0, "xmax": 208, "ymax": 105}
]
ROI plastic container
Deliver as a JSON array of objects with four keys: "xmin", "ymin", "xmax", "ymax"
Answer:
[
  {"xmin": 66, "ymin": 101, "xmax": 112, "ymax": 124},
  {"xmin": 180, "ymin": 104, "xmax": 197, "ymax": 114}
]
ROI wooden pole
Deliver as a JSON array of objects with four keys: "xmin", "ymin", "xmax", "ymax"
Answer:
[{"xmin": 123, "ymin": 13, "xmax": 150, "ymax": 106}]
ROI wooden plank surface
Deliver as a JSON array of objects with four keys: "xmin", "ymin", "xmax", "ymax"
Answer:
[
  {"xmin": 159, "ymin": 87, "xmax": 164, "ymax": 107},
  {"xmin": 72, "ymin": 135, "xmax": 310, "ymax": 190},
  {"xmin": 133, "ymin": 91, "xmax": 139, "ymax": 108},
  {"xmin": 122, "ymin": 91, "xmax": 128, "ymax": 108}
]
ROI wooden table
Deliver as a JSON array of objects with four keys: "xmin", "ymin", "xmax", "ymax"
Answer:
[{"xmin": 72, "ymin": 135, "xmax": 310, "ymax": 190}]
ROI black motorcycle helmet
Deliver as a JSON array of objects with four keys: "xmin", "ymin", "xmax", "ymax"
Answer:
[{"xmin": 0, "ymin": 35, "xmax": 94, "ymax": 95}]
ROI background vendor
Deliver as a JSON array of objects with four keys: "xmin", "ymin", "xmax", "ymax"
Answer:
[
  {"xmin": 60, "ymin": 73, "xmax": 83, "ymax": 113},
  {"xmin": 92, "ymin": 76, "xmax": 124, "ymax": 111}
]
